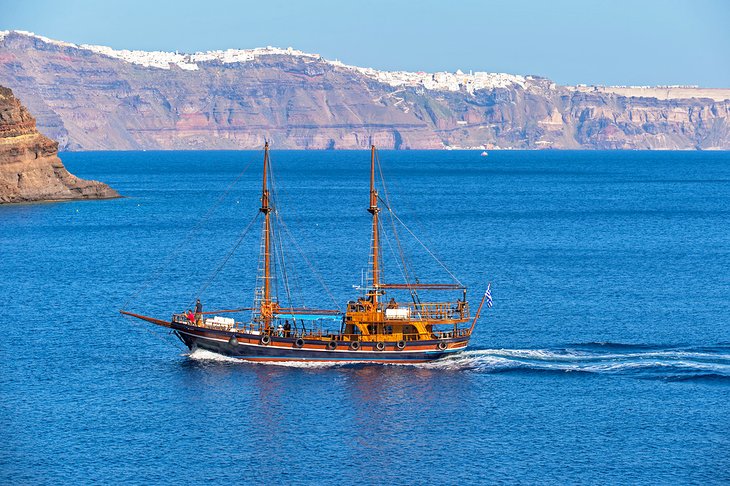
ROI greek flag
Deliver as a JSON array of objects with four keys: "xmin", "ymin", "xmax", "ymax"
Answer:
[{"xmin": 485, "ymin": 282, "xmax": 493, "ymax": 308}]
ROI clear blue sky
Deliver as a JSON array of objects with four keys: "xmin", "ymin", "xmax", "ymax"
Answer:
[{"xmin": 2, "ymin": 0, "xmax": 729, "ymax": 87}]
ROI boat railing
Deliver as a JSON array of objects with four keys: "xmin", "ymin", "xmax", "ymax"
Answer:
[
  {"xmin": 254, "ymin": 328, "xmax": 472, "ymax": 341},
  {"xmin": 387, "ymin": 301, "xmax": 470, "ymax": 321},
  {"xmin": 172, "ymin": 314, "xmax": 262, "ymax": 334},
  {"xmin": 346, "ymin": 301, "xmax": 470, "ymax": 321},
  {"xmin": 173, "ymin": 313, "xmax": 472, "ymax": 340}
]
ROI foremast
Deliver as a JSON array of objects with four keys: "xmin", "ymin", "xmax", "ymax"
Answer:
[{"xmin": 259, "ymin": 142, "xmax": 276, "ymax": 330}]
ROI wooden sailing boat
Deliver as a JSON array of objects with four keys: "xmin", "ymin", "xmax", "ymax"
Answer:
[{"xmin": 121, "ymin": 144, "xmax": 490, "ymax": 363}]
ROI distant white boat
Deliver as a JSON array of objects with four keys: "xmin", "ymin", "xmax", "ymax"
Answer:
[{"xmin": 480, "ymin": 151, "xmax": 489, "ymax": 156}]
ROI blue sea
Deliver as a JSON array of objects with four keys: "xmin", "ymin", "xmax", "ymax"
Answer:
[{"xmin": 1, "ymin": 150, "xmax": 729, "ymax": 484}]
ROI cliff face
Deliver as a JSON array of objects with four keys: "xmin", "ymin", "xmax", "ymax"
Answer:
[
  {"xmin": 0, "ymin": 31, "xmax": 728, "ymax": 151},
  {"xmin": 0, "ymin": 85, "xmax": 119, "ymax": 203}
]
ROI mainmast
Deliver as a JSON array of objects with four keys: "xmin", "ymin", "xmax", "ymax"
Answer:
[
  {"xmin": 368, "ymin": 145, "xmax": 380, "ymax": 307},
  {"xmin": 260, "ymin": 142, "xmax": 273, "ymax": 330}
]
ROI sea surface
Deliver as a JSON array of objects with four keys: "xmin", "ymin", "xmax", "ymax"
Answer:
[{"xmin": 1, "ymin": 150, "xmax": 729, "ymax": 484}]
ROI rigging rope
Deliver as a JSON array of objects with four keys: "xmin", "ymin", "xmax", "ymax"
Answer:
[
  {"xmin": 191, "ymin": 211, "xmax": 260, "ymax": 305},
  {"xmin": 121, "ymin": 156, "xmax": 256, "ymax": 311},
  {"xmin": 374, "ymin": 150, "xmax": 462, "ymax": 288},
  {"xmin": 379, "ymin": 195, "xmax": 464, "ymax": 287},
  {"xmin": 273, "ymin": 210, "xmax": 294, "ymax": 310},
  {"xmin": 375, "ymin": 150, "xmax": 419, "ymax": 289},
  {"xmin": 377, "ymin": 216, "xmax": 413, "ymax": 294},
  {"xmin": 266, "ymin": 152, "xmax": 315, "ymax": 328},
  {"xmin": 379, "ymin": 168, "xmax": 419, "ymax": 296},
  {"xmin": 267, "ymin": 155, "xmax": 295, "ymax": 313},
  {"xmin": 265, "ymin": 149, "xmax": 340, "ymax": 311},
  {"xmin": 276, "ymin": 216, "xmax": 341, "ymax": 311}
]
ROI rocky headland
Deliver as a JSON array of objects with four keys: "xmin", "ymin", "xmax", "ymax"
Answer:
[
  {"xmin": 0, "ymin": 85, "xmax": 118, "ymax": 203},
  {"xmin": 0, "ymin": 30, "xmax": 728, "ymax": 151}
]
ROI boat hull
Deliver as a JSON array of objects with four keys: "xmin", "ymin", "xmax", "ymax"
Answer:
[{"xmin": 172, "ymin": 322, "xmax": 468, "ymax": 363}]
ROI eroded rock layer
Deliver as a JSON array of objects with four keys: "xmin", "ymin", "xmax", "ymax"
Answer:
[
  {"xmin": 0, "ymin": 31, "xmax": 728, "ymax": 150},
  {"xmin": 0, "ymin": 85, "xmax": 119, "ymax": 203}
]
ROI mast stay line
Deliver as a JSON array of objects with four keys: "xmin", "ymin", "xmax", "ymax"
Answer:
[
  {"xmin": 378, "ymin": 195, "xmax": 464, "ymax": 287},
  {"xmin": 192, "ymin": 211, "xmax": 260, "ymax": 303},
  {"xmin": 122, "ymin": 157, "xmax": 256, "ymax": 312},
  {"xmin": 375, "ymin": 149, "xmax": 419, "ymax": 303}
]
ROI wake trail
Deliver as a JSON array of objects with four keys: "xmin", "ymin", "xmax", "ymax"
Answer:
[
  {"xmin": 419, "ymin": 345, "xmax": 730, "ymax": 380},
  {"xmin": 186, "ymin": 345, "xmax": 730, "ymax": 380}
]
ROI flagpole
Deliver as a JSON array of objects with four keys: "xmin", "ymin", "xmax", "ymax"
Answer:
[{"xmin": 469, "ymin": 283, "xmax": 491, "ymax": 333}]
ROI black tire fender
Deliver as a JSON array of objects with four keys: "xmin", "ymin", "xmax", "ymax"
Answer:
[
  {"xmin": 375, "ymin": 342, "xmax": 386, "ymax": 351},
  {"xmin": 261, "ymin": 335, "xmax": 271, "ymax": 345}
]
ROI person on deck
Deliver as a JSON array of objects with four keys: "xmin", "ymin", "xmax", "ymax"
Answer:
[
  {"xmin": 195, "ymin": 299, "xmax": 203, "ymax": 325},
  {"xmin": 387, "ymin": 297, "xmax": 397, "ymax": 309},
  {"xmin": 283, "ymin": 320, "xmax": 291, "ymax": 338},
  {"xmin": 185, "ymin": 309, "xmax": 194, "ymax": 322},
  {"xmin": 358, "ymin": 297, "xmax": 371, "ymax": 311},
  {"xmin": 456, "ymin": 299, "xmax": 465, "ymax": 318}
]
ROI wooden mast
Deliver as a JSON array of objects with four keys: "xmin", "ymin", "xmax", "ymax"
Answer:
[
  {"xmin": 368, "ymin": 145, "xmax": 380, "ymax": 308},
  {"xmin": 260, "ymin": 142, "xmax": 273, "ymax": 330}
]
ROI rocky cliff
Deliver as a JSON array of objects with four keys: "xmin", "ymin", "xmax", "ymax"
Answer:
[
  {"xmin": 0, "ymin": 85, "xmax": 119, "ymax": 203},
  {"xmin": 0, "ymin": 31, "xmax": 728, "ymax": 151}
]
